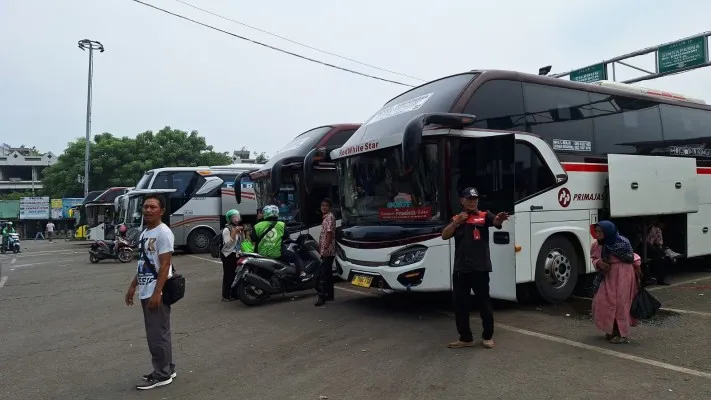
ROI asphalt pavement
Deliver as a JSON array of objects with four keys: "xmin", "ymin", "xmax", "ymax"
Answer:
[{"xmin": 1, "ymin": 240, "xmax": 710, "ymax": 400}]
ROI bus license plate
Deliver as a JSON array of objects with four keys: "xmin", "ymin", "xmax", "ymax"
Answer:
[{"xmin": 351, "ymin": 275, "xmax": 373, "ymax": 288}]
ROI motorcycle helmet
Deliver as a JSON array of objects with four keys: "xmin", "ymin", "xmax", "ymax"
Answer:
[
  {"xmin": 225, "ymin": 209, "xmax": 240, "ymax": 224},
  {"xmin": 262, "ymin": 205, "xmax": 280, "ymax": 220},
  {"xmin": 118, "ymin": 224, "xmax": 128, "ymax": 234}
]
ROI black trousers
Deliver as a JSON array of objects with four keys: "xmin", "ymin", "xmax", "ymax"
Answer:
[
  {"xmin": 647, "ymin": 245, "xmax": 667, "ymax": 283},
  {"xmin": 279, "ymin": 247, "xmax": 305, "ymax": 275},
  {"xmin": 452, "ymin": 270, "xmax": 494, "ymax": 342},
  {"xmin": 318, "ymin": 256, "xmax": 335, "ymax": 300},
  {"xmin": 221, "ymin": 252, "xmax": 237, "ymax": 299}
]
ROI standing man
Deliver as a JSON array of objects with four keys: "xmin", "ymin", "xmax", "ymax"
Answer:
[
  {"xmin": 46, "ymin": 220, "xmax": 55, "ymax": 242},
  {"xmin": 441, "ymin": 187, "xmax": 509, "ymax": 349},
  {"xmin": 315, "ymin": 198, "xmax": 337, "ymax": 307},
  {"xmin": 125, "ymin": 194, "xmax": 177, "ymax": 390}
]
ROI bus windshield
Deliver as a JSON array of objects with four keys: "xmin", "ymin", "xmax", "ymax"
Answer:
[
  {"xmin": 337, "ymin": 143, "xmax": 441, "ymax": 225},
  {"xmin": 253, "ymin": 173, "xmax": 302, "ymax": 225},
  {"xmin": 135, "ymin": 172, "xmax": 153, "ymax": 190},
  {"xmin": 125, "ymin": 196, "xmax": 144, "ymax": 228}
]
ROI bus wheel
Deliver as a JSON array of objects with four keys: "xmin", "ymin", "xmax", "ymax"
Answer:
[
  {"xmin": 187, "ymin": 228, "xmax": 212, "ymax": 254},
  {"xmin": 534, "ymin": 235, "xmax": 579, "ymax": 303}
]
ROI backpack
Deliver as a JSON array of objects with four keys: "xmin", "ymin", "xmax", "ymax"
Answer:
[{"xmin": 209, "ymin": 231, "xmax": 224, "ymax": 258}]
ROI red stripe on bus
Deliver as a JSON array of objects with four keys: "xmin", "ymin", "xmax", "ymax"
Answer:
[{"xmin": 562, "ymin": 163, "xmax": 711, "ymax": 175}]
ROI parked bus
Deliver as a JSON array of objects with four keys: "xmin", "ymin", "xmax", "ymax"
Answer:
[
  {"xmin": 331, "ymin": 69, "xmax": 711, "ymax": 302},
  {"xmin": 118, "ymin": 164, "xmax": 262, "ymax": 253},
  {"xmin": 231, "ymin": 124, "xmax": 360, "ymax": 245},
  {"xmin": 85, "ymin": 187, "xmax": 131, "ymax": 240}
]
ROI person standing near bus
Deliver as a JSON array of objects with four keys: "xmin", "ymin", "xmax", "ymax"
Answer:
[
  {"xmin": 441, "ymin": 187, "xmax": 508, "ymax": 349},
  {"xmin": 315, "ymin": 198, "xmax": 336, "ymax": 306},
  {"xmin": 220, "ymin": 209, "xmax": 244, "ymax": 302}
]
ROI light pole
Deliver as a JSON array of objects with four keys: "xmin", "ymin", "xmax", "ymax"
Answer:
[{"xmin": 77, "ymin": 39, "xmax": 104, "ymax": 197}]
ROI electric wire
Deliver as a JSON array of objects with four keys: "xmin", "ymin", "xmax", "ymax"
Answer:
[
  {"xmin": 130, "ymin": 0, "xmax": 417, "ymax": 88},
  {"xmin": 171, "ymin": 0, "xmax": 425, "ymax": 83}
]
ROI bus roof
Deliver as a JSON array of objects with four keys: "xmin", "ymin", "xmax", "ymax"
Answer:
[
  {"xmin": 332, "ymin": 69, "xmax": 711, "ymax": 160},
  {"xmin": 250, "ymin": 123, "xmax": 360, "ymax": 179}
]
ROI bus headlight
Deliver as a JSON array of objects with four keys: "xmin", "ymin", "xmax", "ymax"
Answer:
[{"xmin": 389, "ymin": 246, "xmax": 427, "ymax": 267}]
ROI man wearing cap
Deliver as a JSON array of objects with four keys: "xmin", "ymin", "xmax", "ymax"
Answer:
[{"xmin": 441, "ymin": 187, "xmax": 509, "ymax": 349}]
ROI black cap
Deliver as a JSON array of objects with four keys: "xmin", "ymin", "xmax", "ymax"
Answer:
[{"xmin": 460, "ymin": 187, "xmax": 479, "ymax": 198}]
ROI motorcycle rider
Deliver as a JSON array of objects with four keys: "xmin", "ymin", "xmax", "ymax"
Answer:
[
  {"xmin": 2, "ymin": 221, "xmax": 16, "ymax": 251},
  {"xmin": 251, "ymin": 205, "xmax": 308, "ymax": 281}
]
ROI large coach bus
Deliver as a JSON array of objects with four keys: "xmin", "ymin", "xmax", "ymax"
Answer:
[
  {"xmin": 118, "ymin": 164, "xmax": 262, "ymax": 253},
  {"xmin": 232, "ymin": 124, "xmax": 360, "ymax": 244},
  {"xmin": 331, "ymin": 69, "xmax": 711, "ymax": 302}
]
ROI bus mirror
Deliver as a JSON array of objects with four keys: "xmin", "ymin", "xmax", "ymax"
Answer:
[
  {"xmin": 271, "ymin": 159, "xmax": 286, "ymax": 196},
  {"xmin": 402, "ymin": 113, "xmax": 476, "ymax": 173},
  {"xmin": 303, "ymin": 148, "xmax": 317, "ymax": 195}
]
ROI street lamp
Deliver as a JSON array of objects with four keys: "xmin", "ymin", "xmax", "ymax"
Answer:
[{"xmin": 77, "ymin": 39, "xmax": 104, "ymax": 198}]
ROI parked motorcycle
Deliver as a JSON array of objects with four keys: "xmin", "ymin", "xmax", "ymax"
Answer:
[
  {"xmin": 1, "ymin": 233, "xmax": 21, "ymax": 254},
  {"xmin": 89, "ymin": 235, "xmax": 133, "ymax": 263},
  {"xmin": 231, "ymin": 234, "xmax": 322, "ymax": 306}
]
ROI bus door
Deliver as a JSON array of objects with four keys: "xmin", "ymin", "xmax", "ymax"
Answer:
[{"xmin": 451, "ymin": 132, "xmax": 517, "ymax": 301}]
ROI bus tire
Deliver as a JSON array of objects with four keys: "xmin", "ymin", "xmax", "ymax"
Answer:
[
  {"xmin": 534, "ymin": 235, "xmax": 580, "ymax": 303},
  {"xmin": 187, "ymin": 228, "xmax": 212, "ymax": 254}
]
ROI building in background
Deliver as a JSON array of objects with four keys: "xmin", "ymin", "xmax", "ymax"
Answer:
[{"xmin": 0, "ymin": 143, "xmax": 57, "ymax": 195}]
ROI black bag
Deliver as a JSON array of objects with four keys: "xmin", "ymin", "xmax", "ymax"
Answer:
[
  {"xmin": 254, "ymin": 220, "xmax": 278, "ymax": 253},
  {"xmin": 139, "ymin": 237, "xmax": 186, "ymax": 306},
  {"xmin": 209, "ymin": 230, "xmax": 224, "ymax": 258},
  {"xmin": 630, "ymin": 287, "xmax": 661, "ymax": 320}
]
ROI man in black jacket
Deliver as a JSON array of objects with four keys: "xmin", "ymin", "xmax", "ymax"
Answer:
[{"xmin": 441, "ymin": 187, "xmax": 508, "ymax": 349}]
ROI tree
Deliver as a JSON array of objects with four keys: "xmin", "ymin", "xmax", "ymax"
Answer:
[
  {"xmin": 254, "ymin": 151, "xmax": 268, "ymax": 164},
  {"xmin": 41, "ymin": 127, "xmax": 232, "ymax": 198}
]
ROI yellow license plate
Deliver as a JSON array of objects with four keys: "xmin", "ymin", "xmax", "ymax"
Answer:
[{"xmin": 351, "ymin": 275, "xmax": 373, "ymax": 288}]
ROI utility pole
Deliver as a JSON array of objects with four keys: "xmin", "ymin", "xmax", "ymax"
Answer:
[{"xmin": 77, "ymin": 39, "xmax": 105, "ymax": 197}]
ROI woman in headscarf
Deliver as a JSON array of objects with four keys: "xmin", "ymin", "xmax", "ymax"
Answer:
[{"xmin": 590, "ymin": 220, "xmax": 642, "ymax": 344}]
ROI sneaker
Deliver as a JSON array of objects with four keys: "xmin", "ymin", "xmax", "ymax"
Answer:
[
  {"xmin": 136, "ymin": 376, "xmax": 172, "ymax": 390},
  {"xmin": 482, "ymin": 339, "xmax": 495, "ymax": 348},
  {"xmin": 447, "ymin": 340, "xmax": 475, "ymax": 349},
  {"xmin": 143, "ymin": 366, "xmax": 176, "ymax": 381},
  {"xmin": 314, "ymin": 298, "xmax": 326, "ymax": 307}
]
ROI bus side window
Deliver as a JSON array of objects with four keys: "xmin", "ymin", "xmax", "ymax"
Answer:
[
  {"xmin": 514, "ymin": 142, "xmax": 556, "ymax": 202},
  {"xmin": 462, "ymin": 80, "xmax": 526, "ymax": 131}
]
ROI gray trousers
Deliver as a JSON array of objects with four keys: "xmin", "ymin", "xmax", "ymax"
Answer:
[{"xmin": 140, "ymin": 299, "xmax": 173, "ymax": 379}]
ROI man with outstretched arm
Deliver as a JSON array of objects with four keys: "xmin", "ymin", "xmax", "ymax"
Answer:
[{"xmin": 441, "ymin": 187, "xmax": 509, "ymax": 349}]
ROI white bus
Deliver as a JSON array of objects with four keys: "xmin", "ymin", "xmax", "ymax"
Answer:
[
  {"xmin": 331, "ymin": 69, "xmax": 711, "ymax": 302},
  {"xmin": 118, "ymin": 164, "xmax": 262, "ymax": 253}
]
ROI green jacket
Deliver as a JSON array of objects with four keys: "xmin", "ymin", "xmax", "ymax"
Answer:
[
  {"xmin": 251, "ymin": 220, "xmax": 285, "ymax": 258},
  {"xmin": 2, "ymin": 227, "xmax": 16, "ymax": 236}
]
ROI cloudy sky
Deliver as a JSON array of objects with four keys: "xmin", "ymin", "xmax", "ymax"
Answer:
[{"xmin": 2, "ymin": 0, "xmax": 711, "ymax": 159}]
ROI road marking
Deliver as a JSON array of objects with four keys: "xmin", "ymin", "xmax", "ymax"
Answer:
[
  {"xmin": 185, "ymin": 254, "xmax": 220, "ymax": 264},
  {"xmin": 647, "ymin": 275, "xmax": 711, "ymax": 291},
  {"xmin": 571, "ymin": 295, "xmax": 711, "ymax": 318},
  {"xmin": 493, "ymin": 322, "xmax": 711, "ymax": 379},
  {"xmin": 0, "ymin": 276, "xmax": 7, "ymax": 290},
  {"xmin": 340, "ymin": 288, "xmax": 711, "ymax": 380}
]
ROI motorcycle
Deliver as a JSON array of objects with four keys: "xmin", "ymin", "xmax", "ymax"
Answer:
[
  {"xmin": 1, "ymin": 233, "xmax": 21, "ymax": 254},
  {"xmin": 89, "ymin": 236, "xmax": 133, "ymax": 263},
  {"xmin": 231, "ymin": 234, "xmax": 323, "ymax": 306}
]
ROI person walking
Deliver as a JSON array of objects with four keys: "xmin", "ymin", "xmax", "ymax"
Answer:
[
  {"xmin": 441, "ymin": 187, "xmax": 508, "ymax": 349},
  {"xmin": 315, "ymin": 198, "xmax": 337, "ymax": 307},
  {"xmin": 591, "ymin": 220, "xmax": 641, "ymax": 344},
  {"xmin": 221, "ymin": 209, "xmax": 244, "ymax": 302},
  {"xmin": 124, "ymin": 194, "xmax": 177, "ymax": 390},
  {"xmin": 46, "ymin": 220, "xmax": 55, "ymax": 242}
]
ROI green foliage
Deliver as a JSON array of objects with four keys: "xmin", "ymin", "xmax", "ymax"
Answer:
[
  {"xmin": 0, "ymin": 191, "xmax": 38, "ymax": 201},
  {"xmin": 254, "ymin": 151, "xmax": 268, "ymax": 164},
  {"xmin": 41, "ymin": 127, "xmax": 231, "ymax": 198}
]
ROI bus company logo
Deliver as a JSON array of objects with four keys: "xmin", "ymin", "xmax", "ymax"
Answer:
[
  {"xmin": 338, "ymin": 141, "xmax": 379, "ymax": 157},
  {"xmin": 558, "ymin": 188, "xmax": 572, "ymax": 208}
]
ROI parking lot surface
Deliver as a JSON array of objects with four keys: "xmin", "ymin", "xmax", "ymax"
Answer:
[{"xmin": 1, "ymin": 240, "xmax": 710, "ymax": 399}]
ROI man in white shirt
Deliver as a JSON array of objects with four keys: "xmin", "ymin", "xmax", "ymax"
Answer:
[
  {"xmin": 124, "ymin": 194, "xmax": 176, "ymax": 390},
  {"xmin": 45, "ymin": 221, "xmax": 55, "ymax": 242}
]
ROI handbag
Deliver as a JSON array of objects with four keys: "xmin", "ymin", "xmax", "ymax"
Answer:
[
  {"xmin": 630, "ymin": 287, "xmax": 661, "ymax": 320},
  {"xmin": 139, "ymin": 237, "xmax": 186, "ymax": 306}
]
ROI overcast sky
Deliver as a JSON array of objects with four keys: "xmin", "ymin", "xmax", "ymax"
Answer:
[{"xmin": 2, "ymin": 0, "xmax": 711, "ymax": 159}]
